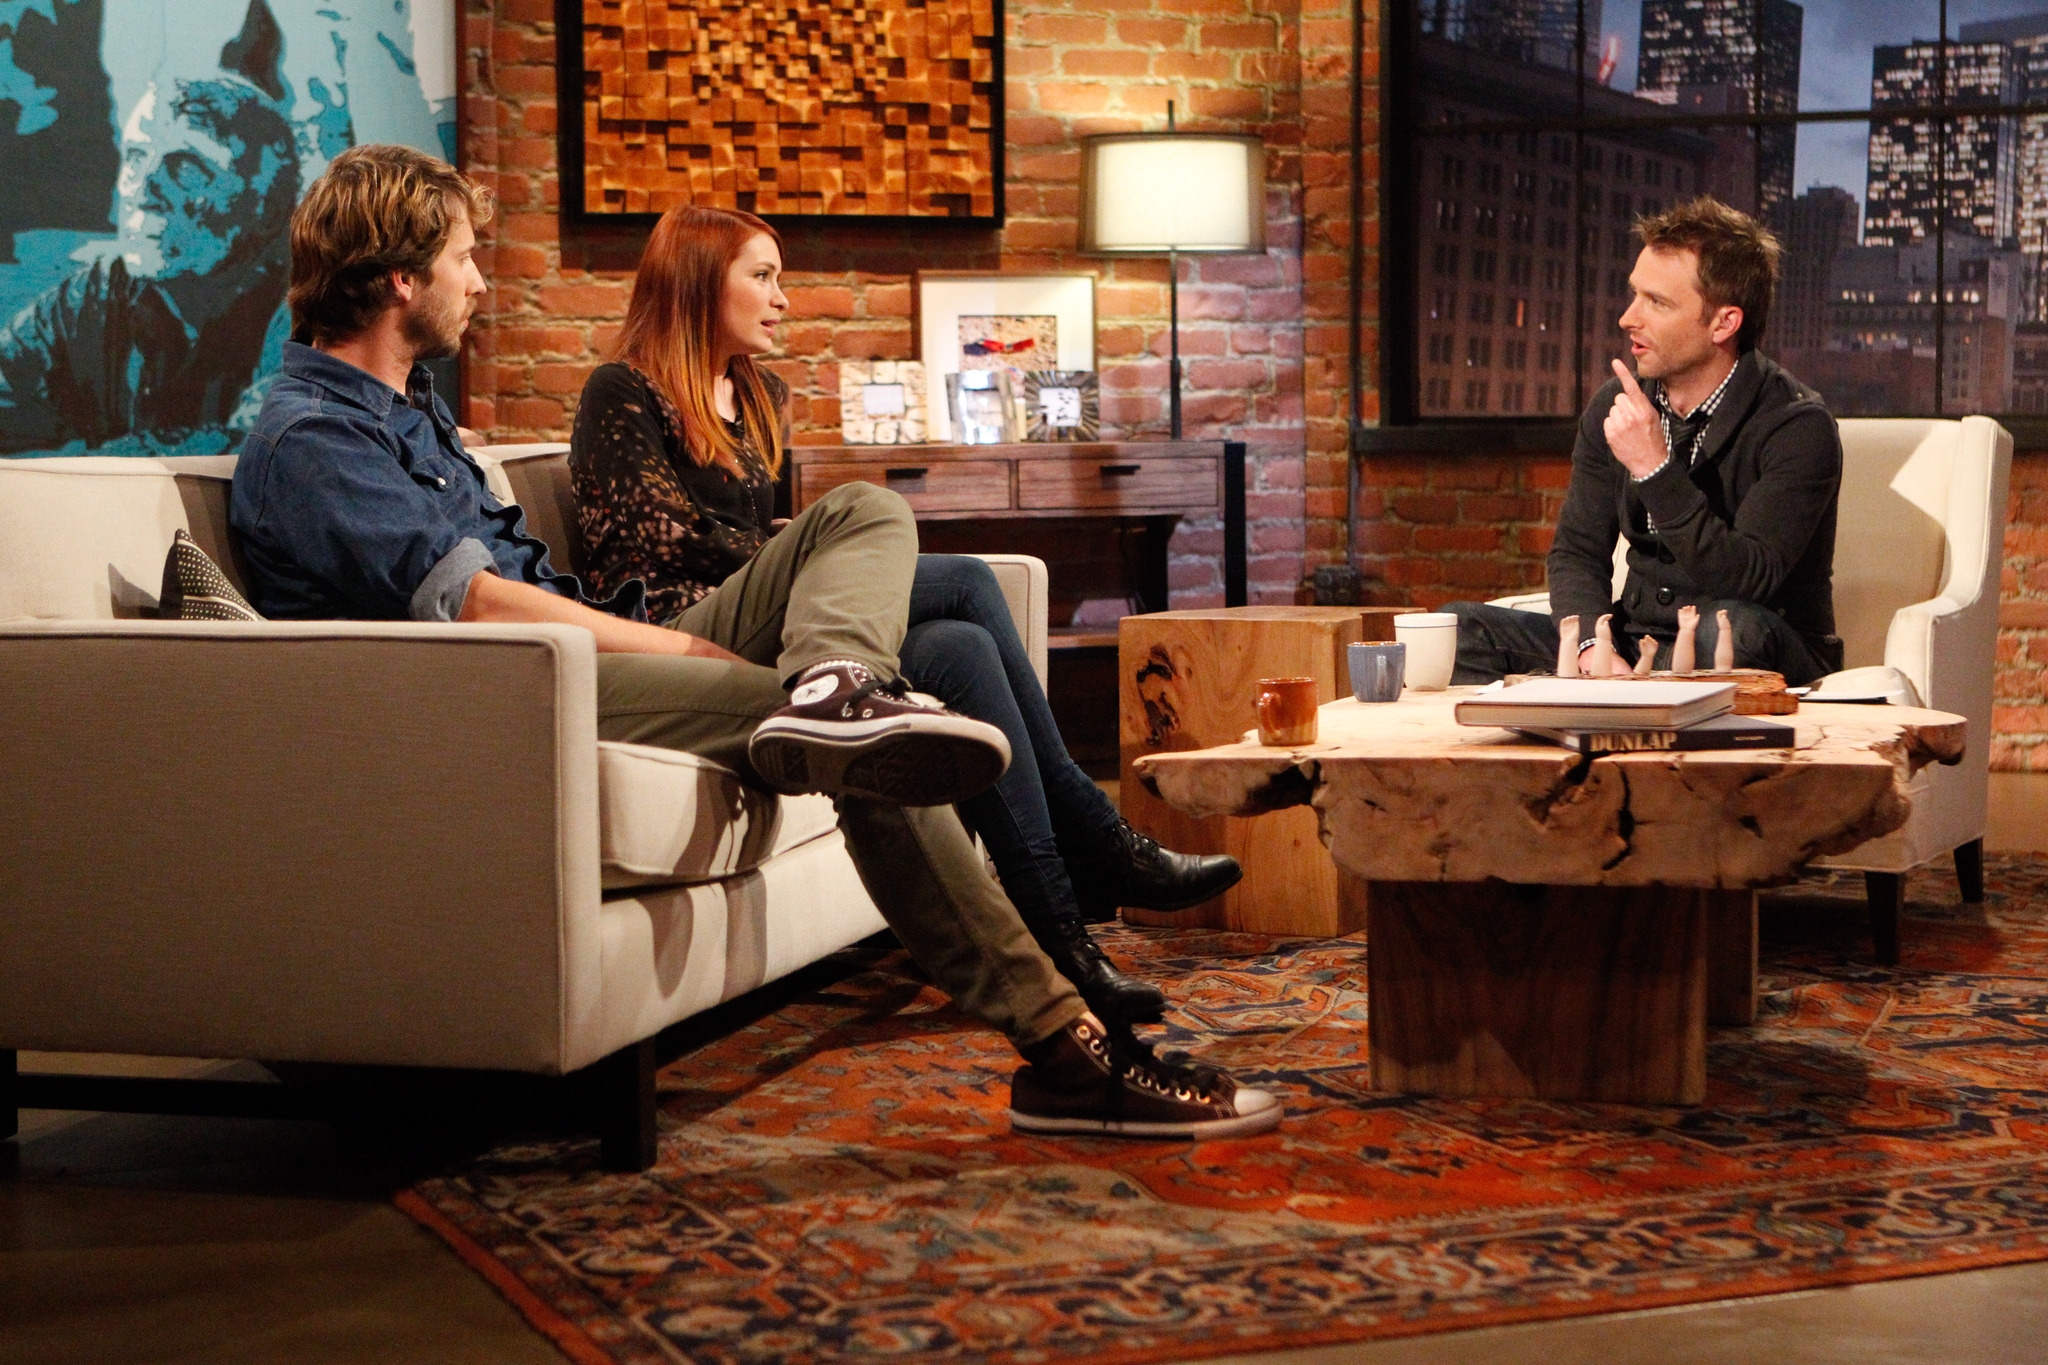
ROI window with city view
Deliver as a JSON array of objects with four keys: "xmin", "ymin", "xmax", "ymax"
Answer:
[{"xmin": 1396, "ymin": 1, "xmax": 2048, "ymax": 423}]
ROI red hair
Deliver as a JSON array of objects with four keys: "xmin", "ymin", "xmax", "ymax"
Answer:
[{"xmin": 613, "ymin": 205, "xmax": 784, "ymax": 476}]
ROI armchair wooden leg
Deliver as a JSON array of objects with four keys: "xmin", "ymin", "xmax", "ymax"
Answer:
[
  {"xmin": 1955, "ymin": 838, "xmax": 1986, "ymax": 904},
  {"xmin": 596, "ymin": 1038, "xmax": 658, "ymax": 1173},
  {"xmin": 1866, "ymin": 871, "xmax": 1904, "ymax": 967},
  {"xmin": 3, "ymin": 1049, "xmax": 16, "ymax": 1141}
]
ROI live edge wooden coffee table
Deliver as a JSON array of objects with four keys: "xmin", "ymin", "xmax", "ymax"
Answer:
[{"xmin": 1132, "ymin": 690, "xmax": 1967, "ymax": 1106}]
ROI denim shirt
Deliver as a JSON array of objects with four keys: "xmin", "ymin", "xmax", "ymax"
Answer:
[{"xmin": 231, "ymin": 342, "xmax": 644, "ymax": 623}]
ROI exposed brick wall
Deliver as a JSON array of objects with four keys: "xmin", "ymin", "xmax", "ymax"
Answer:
[
  {"xmin": 1997, "ymin": 450, "xmax": 2048, "ymax": 772},
  {"xmin": 1297, "ymin": 0, "xmax": 1365, "ymax": 576},
  {"xmin": 458, "ymin": 0, "xmax": 1363, "ymax": 611},
  {"xmin": 1351, "ymin": 453, "xmax": 1570, "ymax": 608}
]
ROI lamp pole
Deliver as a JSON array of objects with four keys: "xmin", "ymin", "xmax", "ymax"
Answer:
[
  {"xmin": 1169, "ymin": 243, "xmax": 1182, "ymax": 440},
  {"xmin": 1166, "ymin": 101, "xmax": 1182, "ymax": 440}
]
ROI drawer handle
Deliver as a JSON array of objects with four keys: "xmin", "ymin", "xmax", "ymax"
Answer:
[
  {"xmin": 1099, "ymin": 462, "xmax": 1141, "ymax": 476},
  {"xmin": 884, "ymin": 466, "xmax": 929, "ymax": 481}
]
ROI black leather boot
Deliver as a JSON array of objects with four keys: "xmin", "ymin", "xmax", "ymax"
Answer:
[
  {"xmin": 1073, "ymin": 818, "xmax": 1243, "ymax": 923},
  {"xmin": 1036, "ymin": 917, "xmax": 1166, "ymax": 1024}
]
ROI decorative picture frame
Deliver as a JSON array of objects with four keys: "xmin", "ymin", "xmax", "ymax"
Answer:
[
  {"xmin": 1021, "ymin": 371, "xmax": 1101, "ymax": 442},
  {"xmin": 838, "ymin": 361, "xmax": 928, "ymax": 444},
  {"xmin": 915, "ymin": 272, "xmax": 1096, "ymax": 441},
  {"xmin": 556, "ymin": 0, "xmax": 1003, "ymax": 223},
  {"xmin": 946, "ymin": 369, "xmax": 1022, "ymax": 445}
]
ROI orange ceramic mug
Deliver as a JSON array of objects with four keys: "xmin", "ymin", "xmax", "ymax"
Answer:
[{"xmin": 1255, "ymin": 676, "xmax": 1319, "ymax": 747}]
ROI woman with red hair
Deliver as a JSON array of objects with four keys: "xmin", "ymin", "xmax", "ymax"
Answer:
[{"xmin": 569, "ymin": 206, "xmax": 1242, "ymax": 1028}]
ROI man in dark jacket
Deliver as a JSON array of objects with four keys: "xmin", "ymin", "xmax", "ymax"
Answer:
[{"xmin": 1448, "ymin": 197, "xmax": 1843, "ymax": 686}]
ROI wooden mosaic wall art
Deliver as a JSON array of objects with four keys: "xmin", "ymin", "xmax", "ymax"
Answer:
[
  {"xmin": 839, "ymin": 360, "xmax": 928, "ymax": 443},
  {"xmin": 576, "ymin": 0, "xmax": 1000, "ymax": 218},
  {"xmin": 1022, "ymin": 370, "xmax": 1099, "ymax": 441}
]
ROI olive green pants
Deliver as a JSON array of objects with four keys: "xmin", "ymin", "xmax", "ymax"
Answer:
[{"xmin": 593, "ymin": 482, "xmax": 1084, "ymax": 1050}]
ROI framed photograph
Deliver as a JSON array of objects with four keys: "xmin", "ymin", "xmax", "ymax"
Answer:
[
  {"xmin": 1022, "ymin": 371, "xmax": 1101, "ymax": 442},
  {"xmin": 945, "ymin": 369, "xmax": 1021, "ymax": 445},
  {"xmin": 557, "ymin": 0, "xmax": 1002, "ymax": 222},
  {"xmin": 958, "ymin": 314, "xmax": 1058, "ymax": 372},
  {"xmin": 838, "ymin": 361, "xmax": 927, "ymax": 444},
  {"xmin": 916, "ymin": 272, "xmax": 1095, "ymax": 441}
]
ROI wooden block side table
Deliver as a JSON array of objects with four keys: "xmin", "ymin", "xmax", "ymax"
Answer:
[{"xmin": 1115, "ymin": 605, "xmax": 1407, "ymax": 936}]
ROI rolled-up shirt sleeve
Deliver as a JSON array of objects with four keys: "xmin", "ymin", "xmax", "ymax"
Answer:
[
  {"xmin": 244, "ymin": 410, "xmax": 486, "ymax": 619},
  {"xmin": 410, "ymin": 537, "xmax": 497, "ymax": 621}
]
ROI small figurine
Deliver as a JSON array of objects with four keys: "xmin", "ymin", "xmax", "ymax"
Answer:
[
  {"xmin": 1673, "ymin": 604, "xmax": 1699, "ymax": 673},
  {"xmin": 1588, "ymin": 613, "xmax": 1616, "ymax": 676},
  {"xmin": 1633, "ymin": 643, "xmax": 1657, "ymax": 675},
  {"xmin": 1556, "ymin": 615, "xmax": 1581, "ymax": 677},
  {"xmin": 1714, "ymin": 608, "xmax": 1736, "ymax": 671}
]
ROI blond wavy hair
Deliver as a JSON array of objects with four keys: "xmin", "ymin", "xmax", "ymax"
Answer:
[{"xmin": 288, "ymin": 144, "xmax": 495, "ymax": 345}]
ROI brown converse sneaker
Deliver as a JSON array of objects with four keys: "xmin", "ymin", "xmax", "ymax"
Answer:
[
  {"xmin": 1009, "ymin": 1014, "xmax": 1282, "ymax": 1140},
  {"xmin": 748, "ymin": 663, "xmax": 1012, "ymax": 806}
]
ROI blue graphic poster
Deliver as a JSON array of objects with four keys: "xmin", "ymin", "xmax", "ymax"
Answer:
[{"xmin": 0, "ymin": 0, "xmax": 455, "ymax": 457}]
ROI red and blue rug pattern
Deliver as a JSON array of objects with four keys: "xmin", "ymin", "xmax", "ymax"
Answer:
[{"xmin": 401, "ymin": 855, "xmax": 2048, "ymax": 1365}]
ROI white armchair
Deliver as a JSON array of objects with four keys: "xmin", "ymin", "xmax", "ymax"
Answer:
[
  {"xmin": 1488, "ymin": 416, "xmax": 2012, "ymax": 963},
  {"xmin": 1806, "ymin": 417, "xmax": 2011, "ymax": 962}
]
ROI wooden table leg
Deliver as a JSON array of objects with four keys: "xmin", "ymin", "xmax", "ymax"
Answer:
[
  {"xmin": 1706, "ymin": 890, "xmax": 1759, "ymax": 1026},
  {"xmin": 1365, "ymin": 881, "xmax": 1708, "ymax": 1105}
]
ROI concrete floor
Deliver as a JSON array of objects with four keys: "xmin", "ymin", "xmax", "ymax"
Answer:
[{"xmin": 6, "ymin": 773, "xmax": 2047, "ymax": 1365}]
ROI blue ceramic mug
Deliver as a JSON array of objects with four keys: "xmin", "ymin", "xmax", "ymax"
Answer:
[{"xmin": 1349, "ymin": 641, "xmax": 1406, "ymax": 703}]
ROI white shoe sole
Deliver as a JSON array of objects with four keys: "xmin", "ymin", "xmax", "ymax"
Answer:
[
  {"xmin": 1009, "ymin": 1088, "xmax": 1283, "ymax": 1141},
  {"xmin": 749, "ymin": 711, "xmax": 1012, "ymax": 806}
]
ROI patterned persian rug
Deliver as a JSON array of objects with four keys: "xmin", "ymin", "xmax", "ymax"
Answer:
[{"xmin": 400, "ymin": 855, "xmax": 2048, "ymax": 1365}]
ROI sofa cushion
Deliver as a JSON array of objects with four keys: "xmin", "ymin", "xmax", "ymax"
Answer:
[
  {"xmin": 597, "ymin": 741, "xmax": 840, "ymax": 890},
  {"xmin": 161, "ymin": 530, "xmax": 263, "ymax": 621},
  {"xmin": 0, "ymin": 456, "xmax": 243, "ymax": 620}
]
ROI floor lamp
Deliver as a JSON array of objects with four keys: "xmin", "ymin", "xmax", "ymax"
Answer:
[{"xmin": 1078, "ymin": 109, "xmax": 1266, "ymax": 440}]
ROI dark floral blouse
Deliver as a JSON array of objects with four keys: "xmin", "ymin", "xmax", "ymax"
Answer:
[{"xmin": 569, "ymin": 362, "xmax": 784, "ymax": 625}]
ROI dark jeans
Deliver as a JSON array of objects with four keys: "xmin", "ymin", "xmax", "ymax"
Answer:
[
  {"xmin": 901, "ymin": 555, "xmax": 1125, "ymax": 931},
  {"xmin": 1446, "ymin": 599, "xmax": 1835, "ymax": 687}
]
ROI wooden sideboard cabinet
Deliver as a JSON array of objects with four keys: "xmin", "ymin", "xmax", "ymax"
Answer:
[{"xmin": 789, "ymin": 440, "xmax": 1247, "ymax": 611}]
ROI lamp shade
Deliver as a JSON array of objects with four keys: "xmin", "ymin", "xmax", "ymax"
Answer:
[{"xmin": 1079, "ymin": 133, "xmax": 1266, "ymax": 254}]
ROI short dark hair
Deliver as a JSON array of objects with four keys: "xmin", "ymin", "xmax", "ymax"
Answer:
[
  {"xmin": 287, "ymin": 144, "xmax": 494, "ymax": 345},
  {"xmin": 1635, "ymin": 197, "xmax": 1781, "ymax": 351}
]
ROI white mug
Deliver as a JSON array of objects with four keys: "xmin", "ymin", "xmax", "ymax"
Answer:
[{"xmin": 1393, "ymin": 612, "xmax": 1459, "ymax": 691}]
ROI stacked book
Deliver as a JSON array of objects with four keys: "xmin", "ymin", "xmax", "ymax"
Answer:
[{"xmin": 1454, "ymin": 679, "xmax": 1795, "ymax": 753}]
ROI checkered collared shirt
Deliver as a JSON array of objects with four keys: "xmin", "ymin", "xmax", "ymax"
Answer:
[
  {"xmin": 1636, "ymin": 359, "xmax": 1739, "ymax": 535},
  {"xmin": 1650, "ymin": 359, "xmax": 1738, "ymax": 472}
]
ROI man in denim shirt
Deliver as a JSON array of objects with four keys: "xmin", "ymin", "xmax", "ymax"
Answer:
[
  {"xmin": 236, "ymin": 344, "xmax": 644, "ymax": 625},
  {"xmin": 229, "ymin": 144, "xmax": 1280, "ymax": 1143}
]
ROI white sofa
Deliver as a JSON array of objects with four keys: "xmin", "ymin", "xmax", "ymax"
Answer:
[
  {"xmin": 0, "ymin": 446, "xmax": 1048, "ymax": 1168},
  {"xmin": 1490, "ymin": 416, "xmax": 2012, "ymax": 962}
]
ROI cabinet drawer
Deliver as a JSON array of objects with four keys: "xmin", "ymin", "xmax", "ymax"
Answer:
[
  {"xmin": 799, "ymin": 460, "xmax": 1013, "ymax": 513},
  {"xmin": 1018, "ymin": 456, "xmax": 1217, "ymax": 512}
]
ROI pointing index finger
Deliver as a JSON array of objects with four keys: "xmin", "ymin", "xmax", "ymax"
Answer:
[{"xmin": 1610, "ymin": 358, "xmax": 1647, "ymax": 400}]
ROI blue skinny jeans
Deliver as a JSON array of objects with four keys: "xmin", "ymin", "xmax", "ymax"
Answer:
[{"xmin": 899, "ymin": 555, "xmax": 1125, "ymax": 931}]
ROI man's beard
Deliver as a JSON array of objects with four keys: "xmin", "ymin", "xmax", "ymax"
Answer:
[{"xmin": 402, "ymin": 290, "xmax": 468, "ymax": 360}]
